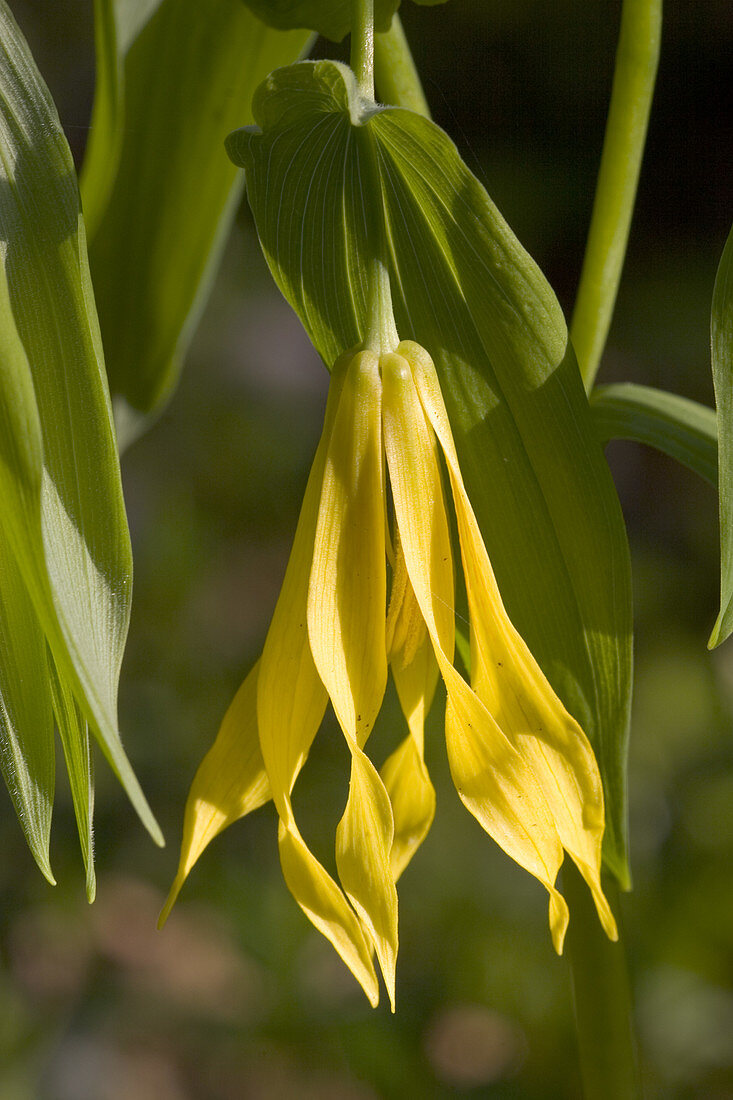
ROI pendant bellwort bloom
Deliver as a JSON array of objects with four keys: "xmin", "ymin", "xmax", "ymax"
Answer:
[{"xmin": 160, "ymin": 339, "xmax": 617, "ymax": 1009}]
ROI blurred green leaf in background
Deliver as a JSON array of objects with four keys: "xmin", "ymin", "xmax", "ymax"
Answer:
[{"xmin": 83, "ymin": 0, "xmax": 311, "ymax": 442}]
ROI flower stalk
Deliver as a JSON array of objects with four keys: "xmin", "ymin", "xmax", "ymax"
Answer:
[
  {"xmin": 570, "ymin": 0, "xmax": 662, "ymax": 390},
  {"xmin": 351, "ymin": 0, "xmax": 375, "ymax": 101}
]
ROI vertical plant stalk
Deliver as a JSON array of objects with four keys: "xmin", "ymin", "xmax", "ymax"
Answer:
[
  {"xmin": 352, "ymin": 0, "xmax": 398, "ymax": 354},
  {"xmin": 374, "ymin": 14, "xmax": 431, "ymax": 118},
  {"xmin": 565, "ymin": 863, "xmax": 640, "ymax": 1099},
  {"xmin": 351, "ymin": 0, "xmax": 375, "ymax": 99},
  {"xmin": 570, "ymin": 0, "xmax": 662, "ymax": 391}
]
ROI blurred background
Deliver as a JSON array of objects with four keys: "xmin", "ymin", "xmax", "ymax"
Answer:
[{"xmin": 2, "ymin": 0, "xmax": 733, "ymax": 1096}]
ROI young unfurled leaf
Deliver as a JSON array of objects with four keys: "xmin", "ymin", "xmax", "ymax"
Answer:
[
  {"xmin": 709, "ymin": 224, "xmax": 733, "ymax": 648},
  {"xmin": 227, "ymin": 60, "xmax": 633, "ymax": 883},
  {"xmin": 84, "ymin": 0, "xmax": 311, "ymax": 440},
  {"xmin": 0, "ymin": 0, "xmax": 161, "ymax": 872}
]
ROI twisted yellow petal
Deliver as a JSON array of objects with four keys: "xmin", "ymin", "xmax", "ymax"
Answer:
[
  {"xmin": 158, "ymin": 662, "xmax": 270, "ymax": 927},
  {"xmin": 257, "ymin": 351, "xmax": 379, "ymax": 1005},
  {"xmin": 383, "ymin": 533, "xmax": 438, "ymax": 881},
  {"xmin": 382, "ymin": 349, "xmax": 571, "ymax": 950},
  {"xmin": 308, "ymin": 350, "xmax": 398, "ymax": 1009},
  {"xmin": 402, "ymin": 340, "xmax": 616, "ymax": 945}
]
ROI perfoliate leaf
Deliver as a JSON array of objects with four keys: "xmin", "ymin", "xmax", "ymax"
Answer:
[
  {"xmin": 591, "ymin": 383, "xmax": 717, "ymax": 487},
  {"xmin": 0, "ymin": 1, "xmax": 161, "ymax": 860},
  {"xmin": 85, "ymin": 0, "xmax": 311, "ymax": 439},
  {"xmin": 710, "ymin": 224, "xmax": 733, "ymax": 648},
  {"xmin": 228, "ymin": 60, "xmax": 633, "ymax": 884}
]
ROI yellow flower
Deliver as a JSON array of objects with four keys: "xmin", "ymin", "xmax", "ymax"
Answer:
[{"xmin": 160, "ymin": 341, "xmax": 617, "ymax": 1010}]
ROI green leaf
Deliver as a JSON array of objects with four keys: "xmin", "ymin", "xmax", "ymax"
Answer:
[
  {"xmin": 85, "ymin": 0, "xmax": 311, "ymax": 439},
  {"xmin": 241, "ymin": 0, "xmax": 397, "ymax": 41},
  {"xmin": 710, "ymin": 225, "xmax": 733, "ymax": 648},
  {"xmin": 0, "ymin": 1, "xmax": 161, "ymax": 849},
  {"xmin": 591, "ymin": 383, "xmax": 718, "ymax": 487},
  {"xmin": 0, "ymin": 538, "xmax": 56, "ymax": 883},
  {"xmin": 240, "ymin": 0, "xmax": 447, "ymax": 40},
  {"xmin": 49, "ymin": 657, "xmax": 96, "ymax": 902},
  {"xmin": 228, "ymin": 60, "xmax": 633, "ymax": 885}
]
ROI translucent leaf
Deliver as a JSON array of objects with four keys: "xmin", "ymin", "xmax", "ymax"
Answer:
[{"xmin": 0, "ymin": 1, "xmax": 160, "ymax": 848}]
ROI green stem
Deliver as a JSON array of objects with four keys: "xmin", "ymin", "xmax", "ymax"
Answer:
[
  {"xmin": 374, "ymin": 14, "xmax": 431, "ymax": 117},
  {"xmin": 351, "ymin": 0, "xmax": 375, "ymax": 100},
  {"xmin": 564, "ymin": 863, "xmax": 640, "ymax": 1099},
  {"xmin": 570, "ymin": 0, "xmax": 662, "ymax": 391}
]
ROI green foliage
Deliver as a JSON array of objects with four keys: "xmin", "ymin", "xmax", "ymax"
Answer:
[
  {"xmin": 709, "ymin": 224, "xmax": 733, "ymax": 648},
  {"xmin": 591, "ymin": 383, "xmax": 718, "ymax": 487},
  {"xmin": 0, "ymin": 0, "xmax": 160, "ymax": 882},
  {"xmin": 229, "ymin": 59, "xmax": 633, "ymax": 883},
  {"xmin": 240, "ymin": 0, "xmax": 446, "ymax": 42},
  {"xmin": 83, "ymin": 0, "xmax": 310, "ymax": 439}
]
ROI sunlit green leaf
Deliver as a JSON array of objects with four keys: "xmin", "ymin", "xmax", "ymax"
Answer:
[
  {"xmin": 0, "ymin": 1, "xmax": 161, "ymax": 855},
  {"xmin": 85, "ymin": 0, "xmax": 311, "ymax": 440},
  {"xmin": 228, "ymin": 60, "xmax": 633, "ymax": 884},
  {"xmin": 710, "ymin": 225, "xmax": 733, "ymax": 649},
  {"xmin": 591, "ymin": 383, "xmax": 717, "ymax": 487}
]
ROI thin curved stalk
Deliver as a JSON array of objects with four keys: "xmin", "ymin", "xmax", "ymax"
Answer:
[{"xmin": 571, "ymin": 0, "xmax": 662, "ymax": 390}]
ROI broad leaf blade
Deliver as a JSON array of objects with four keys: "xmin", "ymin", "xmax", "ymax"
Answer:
[
  {"xmin": 0, "ymin": 0, "xmax": 160, "ymax": 843},
  {"xmin": 231, "ymin": 61, "xmax": 633, "ymax": 883},
  {"xmin": 710, "ymin": 224, "xmax": 733, "ymax": 648},
  {"xmin": 86, "ymin": 0, "xmax": 310, "ymax": 433}
]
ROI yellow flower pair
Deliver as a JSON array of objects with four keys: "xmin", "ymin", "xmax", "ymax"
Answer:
[{"xmin": 160, "ymin": 340, "xmax": 617, "ymax": 1009}]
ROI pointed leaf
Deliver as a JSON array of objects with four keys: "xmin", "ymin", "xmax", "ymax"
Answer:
[
  {"xmin": 230, "ymin": 59, "xmax": 633, "ymax": 883},
  {"xmin": 710, "ymin": 224, "xmax": 733, "ymax": 647},
  {"xmin": 49, "ymin": 657, "xmax": 96, "ymax": 902},
  {"xmin": 85, "ymin": 0, "xmax": 311, "ymax": 435},
  {"xmin": 0, "ymin": 537, "xmax": 55, "ymax": 882},
  {"xmin": 0, "ymin": 1, "xmax": 160, "ymax": 843}
]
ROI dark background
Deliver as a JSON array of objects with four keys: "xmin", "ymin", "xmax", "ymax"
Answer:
[{"xmin": 2, "ymin": 1, "xmax": 733, "ymax": 1096}]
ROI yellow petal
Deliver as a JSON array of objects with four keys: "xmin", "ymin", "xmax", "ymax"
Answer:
[
  {"xmin": 381, "ymin": 729, "xmax": 435, "ymax": 883},
  {"xmin": 308, "ymin": 349, "xmax": 398, "ymax": 1004},
  {"xmin": 159, "ymin": 662, "xmax": 270, "ymax": 927},
  {"xmin": 384, "ymin": 537, "xmax": 438, "ymax": 881},
  {"xmin": 278, "ymin": 817, "xmax": 379, "ymax": 1008},
  {"xmin": 382, "ymin": 349, "xmax": 569, "ymax": 950},
  {"xmin": 402, "ymin": 340, "xmax": 616, "ymax": 943},
  {"xmin": 308, "ymin": 349, "xmax": 388, "ymax": 745},
  {"xmin": 336, "ymin": 750, "xmax": 398, "ymax": 1011},
  {"xmin": 257, "ymin": 351, "xmax": 381, "ymax": 1005}
]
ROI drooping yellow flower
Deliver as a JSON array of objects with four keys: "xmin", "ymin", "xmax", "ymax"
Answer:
[{"xmin": 160, "ymin": 340, "xmax": 617, "ymax": 1009}]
